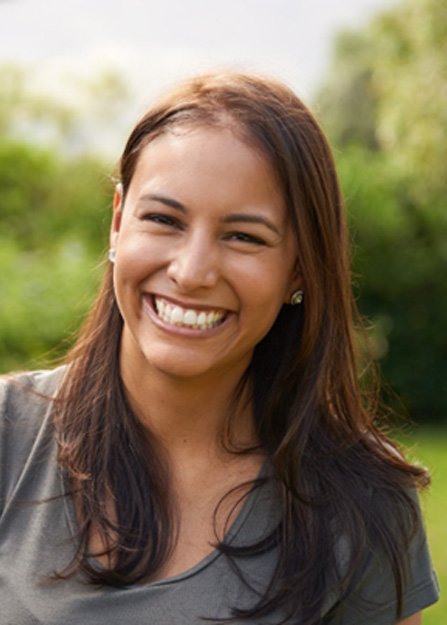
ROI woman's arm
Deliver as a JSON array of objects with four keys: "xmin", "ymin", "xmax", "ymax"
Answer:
[{"xmin": 398, "ymin": 612, "xmax": 422, "ymax": 625}]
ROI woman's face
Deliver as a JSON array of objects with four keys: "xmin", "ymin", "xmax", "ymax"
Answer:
[{"xmin": 111, "ymin": 125, "xmax": 300, "ymax": 383}]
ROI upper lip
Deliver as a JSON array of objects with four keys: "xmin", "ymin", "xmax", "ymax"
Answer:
[{"xmin": 147, "ymin": 293, "xmax": 230, "ymax": 313}]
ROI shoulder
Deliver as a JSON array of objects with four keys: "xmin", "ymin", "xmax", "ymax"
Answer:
[
  {"xmin": 0, "ymin": 366, "xmax": 67, "ymax": 512},
  {"xmin": 0, "ymin": 365, "xmax": 67, "ymax": 455},
  {"xmin": 0, "ymin": 365, "xmax": 66, "ymax": 406},
  {"xmin": 320, "ymin": 433, "xmax": 439, "ymax": 622},
  {"xmin": 326, "ymin": 485, "xmax": 439, "ymax": 624}
]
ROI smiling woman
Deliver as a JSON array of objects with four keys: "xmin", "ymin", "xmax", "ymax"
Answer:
[{"xmin": 0, "ymin": 72, "xmax": 439, "ymax": 624}]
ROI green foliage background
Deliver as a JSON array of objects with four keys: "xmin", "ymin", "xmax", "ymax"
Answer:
[
  {"xmin": 316, "ymin": 0, "xmax": 447, "ymax": 421},
  {"xmin": 0, "ymin": 0, "xmax": 446, "ymax": 423},
  {"xmin": 0, "ymin": 143, "xmax": 109, "ymax": 371},
  {"xmin": 0, "ymin": 139, "xmax": 111, "ymax": 371},
  {"xmin": 0, "ymin": 65, "xmax": 127, "ymax": 372}
]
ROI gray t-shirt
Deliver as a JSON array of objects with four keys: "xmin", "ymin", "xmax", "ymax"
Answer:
[{"xmin": 0, "ymin": 368, "xmax": 439, "ymax": 625}]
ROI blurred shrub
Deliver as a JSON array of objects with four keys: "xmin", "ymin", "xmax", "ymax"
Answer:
[
  {"xmin": 317, "ymin": 0, "xmax": 447, "ymax": 420},
  {"xmin": 0, "ymin": 61, "xmax": 127, "ymax": 373},
  {"xmin": 0, "ymin": 236, "xmax": 103, "ymax": 372},
  {"xmin": 0, "ymin": 140, "xmax": 110, "ymax": 372}
]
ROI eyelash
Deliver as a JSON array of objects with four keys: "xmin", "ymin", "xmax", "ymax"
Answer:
[
  {"xmin": 143, "ymin": 213, "xmax": 182, "ymax": 228},
  {"xmin": 225, "ymin": 232, "xmax": 266, "ymax": 246},
  {"xmin": 142, "ymin": 214, "xmax": 266, "ymax": 245}
]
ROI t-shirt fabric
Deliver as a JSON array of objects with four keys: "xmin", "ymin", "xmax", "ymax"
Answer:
[{"xmin": 0, "ymin": 368, "xmax": 439, "ymax": 625}]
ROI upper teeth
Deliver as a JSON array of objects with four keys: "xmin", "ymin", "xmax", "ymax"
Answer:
[{"xmin": 154, "ymin": 298, "xmax": 225, "ymax": 329}]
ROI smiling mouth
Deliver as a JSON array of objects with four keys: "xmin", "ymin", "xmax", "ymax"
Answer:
[{"xmin": 153, "ymin": 297, "xmax": 227, "ymax": 330}]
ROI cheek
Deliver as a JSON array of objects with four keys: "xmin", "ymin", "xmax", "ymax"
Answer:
[
  {"xmin": 116, "ymin": 235, "xmax": 164, "ymax": 280},
  {"xmin": 233, "ymin": 266, "xmax": 289, "ymax": 330},
  {"xmin": 235, "ymin": 255, "xmax": 293, "ymax": 303}
]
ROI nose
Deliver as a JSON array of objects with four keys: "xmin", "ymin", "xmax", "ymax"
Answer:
[{"xmin": 167, "ymin": 231, "xmax": 219, "ymax": 292}]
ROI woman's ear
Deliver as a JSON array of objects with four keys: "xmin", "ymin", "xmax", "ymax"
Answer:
[{"xmin": 110, "ymin": 183, "xmax": 123, "ymax": 248}]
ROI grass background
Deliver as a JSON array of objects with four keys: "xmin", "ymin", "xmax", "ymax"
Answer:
[{"xmin": 401, "ymin": 429, "xmax": 446, "ymax": 624}]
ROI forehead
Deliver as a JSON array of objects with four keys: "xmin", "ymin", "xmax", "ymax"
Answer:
[{"xmin": 127, "ymin": 125, "xmax": 286, "ymax": 213}]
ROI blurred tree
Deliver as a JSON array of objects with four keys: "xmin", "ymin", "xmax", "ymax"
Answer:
[
  {"xmin": 0, "ymin": 64, "xmax": 76, "ymax": 143},
  {"xmin": 0, "ymin": 64, "xmax": 124, "ymax": 372},
  {"xmin": 0, "ymin": 62, "xmax": 129, "ymax": 154},
  {"xmin": 316, "ymin": 0, "xmax": 447, "ymax": 420}
]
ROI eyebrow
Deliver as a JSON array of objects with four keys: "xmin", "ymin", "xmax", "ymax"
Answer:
[
  {"xmin": 141, "ymin": 193, "xmax": 282, "ymax": 236},
  {"xmin": 141, "ymin": 193, "xmax": 186, "ymax": 211},
  {"xmin": 222, "ymin": 214, "xmax": 281, "ymax": 236}
]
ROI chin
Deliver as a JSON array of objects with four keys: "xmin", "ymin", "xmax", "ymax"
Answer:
[{"xmin": 139, "ymin": 348, "xmax": 217, "ymax": 381}]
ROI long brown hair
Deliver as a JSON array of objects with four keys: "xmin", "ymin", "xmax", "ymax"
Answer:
[{"xmin": 54, "ymin": 72, "xmax": 428, "ymax": 622}]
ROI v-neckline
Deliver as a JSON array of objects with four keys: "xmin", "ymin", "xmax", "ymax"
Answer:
[{"xmin": 61, "ymin": 461, "xmax": 270, "ymax": 588}]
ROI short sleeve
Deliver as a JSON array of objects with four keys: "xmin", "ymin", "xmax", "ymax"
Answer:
[
  {"xmin": 0, "ymin": 368, "xmax": 64, "ymax": 519},
  {"xmin": 324, "ymin": 494, "xmax": 439, "ymax": 625}
]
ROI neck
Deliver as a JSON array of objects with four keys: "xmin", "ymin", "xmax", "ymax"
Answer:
[{"xmin": 120, "ymin": 355, "xmax": 255, "ymax": 458}]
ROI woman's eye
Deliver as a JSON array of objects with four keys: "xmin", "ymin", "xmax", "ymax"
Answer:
[
  {"xmin": 227, "ymin": 232, "xmax": 266, "ymax": 245},
  {"xmin": 143, "ymin": 213, "xmax": 181, "ymax": 228}
]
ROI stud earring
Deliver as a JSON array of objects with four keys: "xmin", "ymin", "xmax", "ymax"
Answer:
[
  {"xmin": 290, "ymin": 290, "xmax": 303, "ymax": 305},
  {"xmin": 108, "ymin": 248, "xmax": 116, "ymax": 264}
]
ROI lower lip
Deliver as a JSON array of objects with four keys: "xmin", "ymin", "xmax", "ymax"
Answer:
[{"xmin": 142, "ymin": 295, "xmax": 232, "ymax": 338}]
